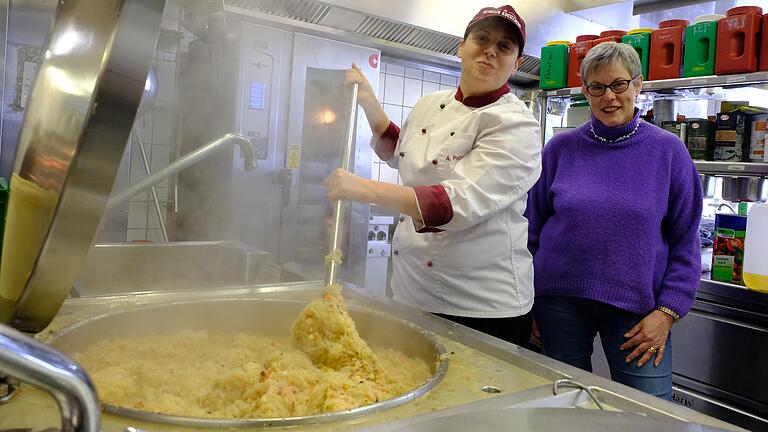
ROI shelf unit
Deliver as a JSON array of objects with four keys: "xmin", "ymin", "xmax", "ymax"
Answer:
[
  {"xmin": 538, "ymin": 71, "xmax": 768, "ymax": 98},
  {"xmin": 694, "ymin": 161, "xmax": 768, "ymax": 176},
  {"xmin": 535, "ymin": 71, "xmax": 768, "ymax": 177}
]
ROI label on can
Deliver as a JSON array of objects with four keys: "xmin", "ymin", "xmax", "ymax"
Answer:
[{"xmin": 748, "ymin": 114, "xmax": 768, "ymax": 161}]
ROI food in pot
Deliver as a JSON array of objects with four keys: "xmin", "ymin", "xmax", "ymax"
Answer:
[{"xmin": 73, "ymin": 286, "xmax": 431, "ymax": 419}]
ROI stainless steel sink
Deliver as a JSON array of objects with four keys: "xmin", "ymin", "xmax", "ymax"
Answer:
[{"xmin": 73, "ymin": 241, "xmax": 280, "ymax": 295}]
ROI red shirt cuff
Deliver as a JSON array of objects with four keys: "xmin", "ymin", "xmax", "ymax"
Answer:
[
  {"xmin": 374, "ymin": 121, "xmax": 400, "ymax": 161},
  {"xmin": 413, "ymin": 185, "xmax": 453, "ymax": 232}
]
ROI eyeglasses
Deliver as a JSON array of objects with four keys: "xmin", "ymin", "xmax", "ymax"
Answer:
[{"xmin": 584, "ymin": 75, "xmax": 639, "ymax": 97}]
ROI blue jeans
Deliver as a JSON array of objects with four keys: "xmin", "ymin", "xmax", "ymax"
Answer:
[{"xmin": 534, "ymin": 296, "xmax": 673, "ymax": 400}]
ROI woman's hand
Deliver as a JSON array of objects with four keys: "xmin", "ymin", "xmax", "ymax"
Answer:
[
  {"xmin": 325, "ymin": 168, "xmax": 372, "ymax": 203},
  {"xmin": 620, "ymin": 310, "xmax": 674, "ymax": 367},
  {"xmin": 346, "ymin": 63, "xmax": 377, "ymax": 108}
]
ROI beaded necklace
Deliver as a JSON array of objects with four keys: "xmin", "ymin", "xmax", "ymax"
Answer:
[{"xmin": 590, "ymin": 121, "xmax": 641, "ymax": 143}]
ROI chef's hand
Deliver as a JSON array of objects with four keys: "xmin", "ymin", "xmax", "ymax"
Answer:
[
  {"xmin": 620, "ymin": 310, "xmax": 673, "ymax": 367},
  {"xmin": 325, "ymin": 168, "xmax": 372, "ymax": 203},
  {"xmin": 346, "ymin": 63, "xmax": 377, "ymax": 108}
]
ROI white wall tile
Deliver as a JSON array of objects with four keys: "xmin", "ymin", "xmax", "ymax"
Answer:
[
  {"xmin": 154, "ymin": 187, "xmax": 169, "ymax": 202},
  {"xmin": 129, "ymin": 143, "xmax": 149, "ymax": 184},
  {"xmin": 152, "ymin": 108, "xmax": 175, "ymax": 145},
  {"xmin": 405, "ymin": 67, "xmax": 423, "ymax": 80},
  {"xmin": 424, "ymin": 71, "xmax": 441, "ymax": 83},
  {"xmin": 403, "ymin": 78, "xmax": 422, "ymax": 108},
  {"xmin": 136, "ymin": 113, "xmax": 153, "ymax": 143},
  {"xmin": 147, "ymin": 229, "xmax": 165, "ymax": 242},
  {"xmin": 156, "ymin": 60, "xmax": 176, "ymax": 106},
  {"xmin": 383, "ymin": 104, "xmax": 403, "ymax": 126},
  {"xmin": 383, "ymin": 74, "xmax": 404, "ymax": 105},
  {"xmin": 151, "ymin": 145, "xmax": 172, "ymax": 171},
  {"xmin": 440, "ymin": 74, "xmax": 459, "ymax": 86},
  {"xmin": 385, "ymin": 63, "xmax": 405, "ymax": 76},
  {"xmin": 379, "ymin": 164, "xmax": 399, "ymax": 184},
  {"xmin": 127, "ymin": 229, "xmax": 147, "ymax": 242},
  {"xmin": 370, "ymin": 161, "xmax": 381, "ymax": 180},
  {"xmin": 422, "ymin": 81, "xmax": 441, "ymax": 96},
  {"xmin": 147, "ymin": 203, "xmax": 168, "ymax": 229},
  {"xmin": 440, "ymin": 84, "xmax": 455, "ymax": 92},
  {"xmin": 128, "ymin": 202, "xmax": 148, "ymax": 229},
  {"xmin": 403, "ymin": 107, "xmax": 412, "ymax": 123}
]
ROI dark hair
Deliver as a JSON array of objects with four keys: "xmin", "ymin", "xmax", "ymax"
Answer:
[{"xmin": 463, "ymin": 17, "xmax": 523, "ymax": 59}]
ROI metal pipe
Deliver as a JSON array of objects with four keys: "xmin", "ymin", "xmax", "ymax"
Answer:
[
  {"xmin": 107, "ymin": 133, "xmax": 256, "ymax": 209},
  {"xmin": 0, "ymin": 323, "xmax": 100, "ymax": 432},
  {"xmin": 324, "ymin": 83, "xmax": 358, "ymax": 286},
  {"xmin": 134, "ymin": 131, "xmax": 168, "ymax": 241}
]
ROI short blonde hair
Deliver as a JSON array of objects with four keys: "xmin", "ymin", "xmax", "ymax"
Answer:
[{"xmin": 580, "ymin": 42, "xmax": 642, "ymax": 83}]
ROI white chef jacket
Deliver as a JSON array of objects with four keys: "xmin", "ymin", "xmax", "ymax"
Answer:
[{"xmin": 376, "ymin": 87, "xmax": 542, "ymax": 318}]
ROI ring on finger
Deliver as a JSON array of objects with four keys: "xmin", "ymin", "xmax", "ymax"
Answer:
[{"xmin": 647, "ymin": 346, "xmax": 658, "ymax": 353}]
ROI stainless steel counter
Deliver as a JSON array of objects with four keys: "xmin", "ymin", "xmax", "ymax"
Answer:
[{"xmin": 0, "ymin": 282, "xmax": 744, "ymax": 431}]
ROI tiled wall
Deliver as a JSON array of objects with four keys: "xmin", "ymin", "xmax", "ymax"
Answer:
[
  {"xmin": 125, "ymin": 0, "xmax": 181, "ymax": 242},
  {"xmin": 372, "ymin": 60, "xmax": 461, "ymax": 184}
]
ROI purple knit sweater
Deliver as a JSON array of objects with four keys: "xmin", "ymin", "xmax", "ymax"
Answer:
[{"xmin": 526, "ymin": 110, "xmax": 702, "ymax": 317}]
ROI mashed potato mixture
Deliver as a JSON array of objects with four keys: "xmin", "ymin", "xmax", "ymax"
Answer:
[{"xmin": 73, "ymin": 286, "xmax": 432, "ymax": 419}]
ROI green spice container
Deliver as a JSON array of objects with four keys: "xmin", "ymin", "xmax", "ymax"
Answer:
[
  {"xmin": 540, "ymin": 41, "xmax": 570, "ymax": 89},
  {"xmin": 683, "ymin": 15, "xmax": 722, "ymax": 77},
  {"xmin": 712, "ymin": 213, "xmax": 748, "ymax": 285},
  {"xmin": 622, "ymin": 28, "xmax": 653, "ymax": 79}
]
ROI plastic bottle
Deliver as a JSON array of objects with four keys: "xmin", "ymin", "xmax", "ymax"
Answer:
[{"xmin": 744, "ymin": 203, "xmax": 768, "ymax": 292}]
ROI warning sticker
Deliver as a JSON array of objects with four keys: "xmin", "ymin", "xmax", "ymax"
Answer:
[{"xmin": 287, "ymin": 145, "xmax": 300, "ymax": 169}]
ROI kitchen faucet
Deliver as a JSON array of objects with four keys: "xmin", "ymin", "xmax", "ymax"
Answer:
[{"xmin": 107, "ymin": 133, "xmax": 256, "ymax": 209}]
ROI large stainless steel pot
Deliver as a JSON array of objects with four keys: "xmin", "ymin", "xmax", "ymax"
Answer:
[{"xmin": 48, "ymin": 298, "xmax": 448, "ymax": 428}]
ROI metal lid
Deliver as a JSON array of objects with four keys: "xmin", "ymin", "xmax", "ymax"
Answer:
[{"xmin": 0, "ymin": 0, "xmax": 165, "ymax": 333}]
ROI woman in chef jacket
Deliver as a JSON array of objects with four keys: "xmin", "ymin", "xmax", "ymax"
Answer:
[{"xmin": 325, "ymin": 5, "xmax": 541, "ymax": 346}]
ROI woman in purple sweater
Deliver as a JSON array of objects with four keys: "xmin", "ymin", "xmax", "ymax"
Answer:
[{"xmin": 526, "ymin": 42, "xmax": 702, "ymax": 399}]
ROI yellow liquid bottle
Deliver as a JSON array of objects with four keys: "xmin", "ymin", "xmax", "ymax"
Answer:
[{"xmin": 743, "ymin": 203, "xmax": 768, "ymax": 293}]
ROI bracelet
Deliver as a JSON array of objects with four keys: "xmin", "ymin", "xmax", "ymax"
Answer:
[{"xmin": 656, "ymin": 306, "xmax": 680, "ymax": 322}]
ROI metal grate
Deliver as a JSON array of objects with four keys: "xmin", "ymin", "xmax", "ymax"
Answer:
[
  {"xmin": 226, "ymin": 0, "xmax": 331, "ymax": 24},
  {"xmin": 354, "ymin": 15, "xmax": 461, "ymax": 56}
]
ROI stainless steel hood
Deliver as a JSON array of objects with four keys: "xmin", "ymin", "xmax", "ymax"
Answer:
[{"xmin": 222, "ymin": 0, "xmax": 542, "ymax": 87}]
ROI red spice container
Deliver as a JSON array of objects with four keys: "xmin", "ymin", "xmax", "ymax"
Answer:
[
  {"xmin": 649, "ymin": 19, "xmax": 688, "ymax": 81},
  {"xmin": 715, "ymin": 6, "xmax": 763, "ymax": 75},
  {"xmin": 567, "ymin": 35, "xmax": 599, "ymax": 87},
  {"xmin": 760, "ymin": 13, "xmax": 768, "ymax": 71}
]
